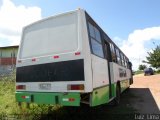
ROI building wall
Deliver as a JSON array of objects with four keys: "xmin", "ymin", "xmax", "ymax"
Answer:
[
  {"xmin": 0, "ymin": 58, "xmax": 17, "ymax": 65},
  {"xmin": 0, "ymin": 46, "xmax": 18, "ymax": 75},
  {"xmin": 0, "ymin": 46, "xmax": 18, "ymax": 65}
]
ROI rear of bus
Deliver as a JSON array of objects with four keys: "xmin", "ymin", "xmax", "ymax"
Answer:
[{"xmin": 16, "ymin": 9, "xmax": 93, "ymax": 106}]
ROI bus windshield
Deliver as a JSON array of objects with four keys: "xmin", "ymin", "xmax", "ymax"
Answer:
[{"xmin": 19, "ymin": 12, "xmax": 78, "ymax": 59}]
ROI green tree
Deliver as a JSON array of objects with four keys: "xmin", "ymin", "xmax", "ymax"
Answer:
[
  {"xmin": 143, "ymin": 45, "xmax": 160, "ymax": 69},
  {"xmin": 138, "ymin": 64, "xmax": 147, "ymax": 70}
]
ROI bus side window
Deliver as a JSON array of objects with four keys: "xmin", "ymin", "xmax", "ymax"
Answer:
[
  {"xmin": 128, "ymin": 61, "xmax": 132, "ymax": 69},
  {"xmin": 115, "ymin": 48, "xmax": 122, "ymax": 65},
  {"xmin": 88, "ymin": 22, "xmax": 104, "ymax": 58},
  {"xmin": 120, "ymin": 53, "xmax": 125, "ymax": 67},
  {"xmin": 124, "ymin": 57, "xmax": 127, "ymax": 68},
  {"xmin": 88, "ymin": 22, "xmax": 95, "ymax": 38},
  {"xmin": 110, "ymin": 43, "xmax": 116, "ymax": 62},
  {"xmin": 94, "ymin": 27, "xmax": 102, "ymax": 43},
  {"xmin": 126, "ymin": 59, "xmax": 129, "ymax": 68}
]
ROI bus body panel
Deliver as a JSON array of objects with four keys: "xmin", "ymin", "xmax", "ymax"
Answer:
[
  {"xmin": 90, "ymin": 85, "xmax": 110, "ymax": 107},
  {"xmin": 19, "ymin": 12, "xmax": 78, "ymax": 59},
  {"xmin": 79, "ymin": 9, "xmax": 93, "ymax": 93},
  {"xmin": 91, "ymin": 55, "xmax": 109, "ymax": 88},
  {"xmin": 16, "ymin": 92, "xmax": 81, "ymax": 106},
  {"xmin": 16, "ymin": 81, "xmax": 85, "ymax": 93},
  {"xmin": 17, "ymin": 10, "xmax": 81, "ymax": 67},
  {"xmin": 109, "ymin": 62, "xmax": 131, "ymax": 90}
]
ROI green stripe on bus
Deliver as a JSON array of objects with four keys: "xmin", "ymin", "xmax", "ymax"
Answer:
[
  {"xmin": 91, "ymin": 85, "xmax": 110, "ymax": 106},
  {"xmin": 16, "ymin": 92, "xmax": 80, "ymax": 106},
  {"xmin": 111, "ymin": 83, "xmax": 116, "ymax": 97}
]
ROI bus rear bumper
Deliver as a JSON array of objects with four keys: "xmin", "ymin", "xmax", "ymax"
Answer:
[{"xmin": 15, "ymin": 92, "xmax": 80, "ymax": 106}]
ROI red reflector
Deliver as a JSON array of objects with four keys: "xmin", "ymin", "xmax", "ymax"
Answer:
[
  {"xmin": 32, "ymin": 58, "xmax": 36, "ymax": 61},
  {"xmin": 69, "ymin": 98, "xmax": 75, "ymax": 101},
  {"xmin": 54, "ymin": 56, "xmax": 59, "ymax": 59},
  {"xmin": 75, "ymin": 52, "xmax": 81, "ymax": 55},
  {"xmin": 21, "ymin": 96, "xmax": 26, "ymax": 99},
  {"xmin": 21, "ymin": 96, "xmax": 29, "ymax": 99},
  {"xmin": 16, "ymin": 85, "xmax": 26, "ymax": 90}
]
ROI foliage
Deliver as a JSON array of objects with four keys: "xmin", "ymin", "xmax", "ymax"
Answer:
[
  {"xmin": 143, "ymin": 45, "xmax": 160, "ymax": 69},
  {"xmin": 155, "ymin": 69, "xmax": 160, "ymax": 74},
  {"xmin": 134, "ymin": 70, "xmax": 144, "ymax": 75},
  {"xmin": 138, "ymin": 64, "xmax": 147, "ymax": 70}
]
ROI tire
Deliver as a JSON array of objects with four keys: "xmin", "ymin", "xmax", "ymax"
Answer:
[{"xmin": 113, "ymin": 85, "xmax": 121, "ymax": 106}]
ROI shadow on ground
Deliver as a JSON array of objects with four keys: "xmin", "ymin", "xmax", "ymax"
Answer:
[
  {"xmin": 39, "ymin": 88, "xmax": 160, "ymax": 120},
  {"xmin": 129, "ymin": 88, "xmax": 160, "ymax": 114}
]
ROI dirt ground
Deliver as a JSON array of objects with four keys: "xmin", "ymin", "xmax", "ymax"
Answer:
[{"xmin": 131, "ymin": 74, "xmax": 160, "ymax": 113}]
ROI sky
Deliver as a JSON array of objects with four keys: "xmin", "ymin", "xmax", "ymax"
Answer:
[{"xmin": 0, "ymin": 0, "xmax": 160, "ymax": 70}]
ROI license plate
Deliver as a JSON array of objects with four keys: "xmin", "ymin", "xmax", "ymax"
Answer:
[{"xmin": 39, "ymin": 83, "xmax": 51, "ymax": 90}]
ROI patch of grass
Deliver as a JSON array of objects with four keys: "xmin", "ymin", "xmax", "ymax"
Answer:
[
  {"xmin": 155, "ymin": 70, "xmax": 160, "ymax": 74},
  {"xmin": 0, "ymin": 73, "xmax": 19, "ymax": 114},
  {"xmin": 134, "ymin": 70, "xmax": 144, "ymax": 75},
  {"xmin": 0, "ymin": 72, "xmax": 61, "ymax": 120}
]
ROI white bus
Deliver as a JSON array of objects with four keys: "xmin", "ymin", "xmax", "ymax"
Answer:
[{"xmin": 16, "ymin": 9, "xmax": 133, "ymax": 107}]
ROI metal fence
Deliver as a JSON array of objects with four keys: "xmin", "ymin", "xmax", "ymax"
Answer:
[{"xmin": 0, "ymin": 65, "xmax": 16, "ymax": 77}]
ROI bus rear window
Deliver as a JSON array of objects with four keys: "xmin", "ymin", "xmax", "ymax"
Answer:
[{"xmin": 19, "ymin": 12, "xmax": 78, "ymax": 59}]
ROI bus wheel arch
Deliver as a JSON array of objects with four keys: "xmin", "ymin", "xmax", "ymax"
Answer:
[
  {"xmin": 117, "ymin": 81, "xmax": 121, "ymax": 92},
  {"xmin": 114, "ymin": 81, "xmax": 121, "ymax": 105}
]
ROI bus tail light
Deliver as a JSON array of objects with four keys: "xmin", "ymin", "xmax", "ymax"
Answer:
[
  {"xmin": 67, "ymin": 84, "xmax": 84, "ymax": 90},
  {"xmin": 16, "ymin": 85, "xmax": 26, "ymax": 90}
]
